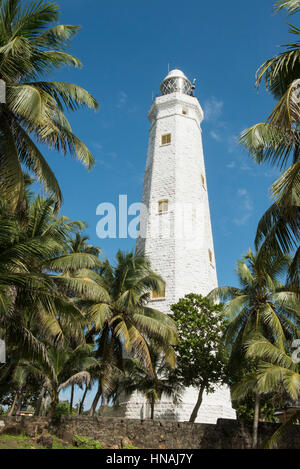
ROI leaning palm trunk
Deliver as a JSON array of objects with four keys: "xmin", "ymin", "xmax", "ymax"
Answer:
[
  {"xmin": 252, "ymin": 393, "xmax": 261, "ymax": 449},
  {"xmin": 34, "ymin": 383, "xmax": 48, "ymax": 416},
  {"xmin": 41, "ymin": 395, "xmax": 51, "ymax": 416},
  {"xmin": 98, "ymin": 396, "xmax": 107, "ymax": 416},
  {"xmin": 7, "ymin": 390, "xmax": 20, "ymax": 416},
  {"xmin": 89, "ymin": 382, "xmax": 102, "ymax": 416},
  {"xmin": 79, "ymin": 384, "xmax": 89, "ymax": 415},
  {"xmin": 69, "ymin": 384, "xmax": 74, "ymax": 414},
  {"xmin": 189, "ymin": 383, "xmax": 206, "ymax": 423}
]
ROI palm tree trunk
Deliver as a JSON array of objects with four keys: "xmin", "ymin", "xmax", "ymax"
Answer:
[
  {"xmin": 69, "ymin": 384, "xmax": 74, "ymax": 414},
  {"xmin": 189, "ymin": 383, "xmax": 206, "ymax": 423},
  {"xmin": 41, "ymin": 394, "xmax": 51, "ymax": 416},
  {"xmin": 78, "ymin": 384, "xmax": 89, "ymax": 415},
  {"xmin": 7, "ymin": 390, "xmax": 20, "ymax": 416},
  {"xmin": 48, "ymin": 389, "xmax": 59, "ymax": 419},
  {"xmin": 99, "ymin": 395, "xmax": 106, "ymax": 416},
  {"xmin": 35, "ymin": 383, "xmax": 47, "ymax": 416},
  {"xmin": 15, "ymin": 387, "xmax": 24, "ymax": 413},
  {"xmin": 252, "ymin": 393, "xmax": 261, "ymax": 449},
  {"xmin": 150, "ymin": 395, "xmax": 155, "ymax": 420},
  {"xmin": 89, "ymin": 382, "xmax": 102, "ymax": 416}
]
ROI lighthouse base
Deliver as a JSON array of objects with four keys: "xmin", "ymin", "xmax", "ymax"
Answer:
[{"xmin": 115, "ymin": 385, "xmax": 236, "ymax": 424}]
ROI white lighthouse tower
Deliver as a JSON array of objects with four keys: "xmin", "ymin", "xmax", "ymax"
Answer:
[{"xmin": 120, "ymin": 69, "xmax": 236, "ymax": 423}]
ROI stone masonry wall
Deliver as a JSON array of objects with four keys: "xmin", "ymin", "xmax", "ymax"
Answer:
[{"xmin": 1, "ymin": 416, "xmax": 300, "ymax": 449}]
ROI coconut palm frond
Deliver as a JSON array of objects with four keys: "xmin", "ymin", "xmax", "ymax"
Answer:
[
  {"xmin": 231, "ymin": 373, "xmax": 258, "ymax": 401},
  {"xmin": 255, "ymin": 203, "xmax": 299, "ymax": 255},
  {"xmin": 60, "ymin": 371, "xmax": 91, "ymax": 391},
  {"xmin": 272, "ymin": 161, "xmax": 300, "ymax": 207},
  {"xmin": 267, "ymin": 79, "xmax": 300, "ymax": 128},
  {"xmin": 47, "ymin": 252, "xmax": 101, "ymax": 273},
  {"xmin": 262, "ymin": 409, "xmax": 300, "ymax": 449},
  {"xmin": 239, "ymin": 123, "xmax": 295, "ymax": 169},
  {"xmin": 275, "ymin": 0, "xmax": 300, "ymax": 15},
  {"xmin": 246, "ymin": 336, "xmax": 297, "ymax": 370}
]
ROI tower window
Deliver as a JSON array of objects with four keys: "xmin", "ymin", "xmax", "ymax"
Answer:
[
  {"xmin": 161, "ymin": 133, "xmax": 171, "ymax": 145},
  {"xmin": 201, "ymin": 175, "xmax": 205, "ymax": 188},
  {"xmin": 209, "ymin": 249, "xmax": 213, "ymax": 263},
  {"xmin": 158, "ymin": 199, "xmax": 168, "ymax": 214},
  {"xmin": 152, "ymin": 282, "xmax": 166, "ymax": 299},
  {"xmin": 182, "ymin": 108, "xmax": 188, "ymax": 115}
]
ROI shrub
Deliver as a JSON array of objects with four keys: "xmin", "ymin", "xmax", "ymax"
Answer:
[
  {"xmin": 53, "ymin": 402, "xmax": 70, "ymax": 417},
  {"xmin": 73, "ymin": 434, "xmax": 103, "ymax": 449}
]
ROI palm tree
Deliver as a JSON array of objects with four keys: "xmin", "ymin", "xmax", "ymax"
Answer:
[
  {"xmin": 80, "ymin": 251, "xmax": 178, "ymax": 416},
  {"xmin": 208, "ymin": 248, "xmax": 299, "ymax": 447},
  {"xmin": 65, "ymin": 231, "xmax": 101, "ymax": 412},
  {"xmin": 68, "ymin": 233, "xmax": 101, "ymax": 258},
  {"xmin": 0, "ymin": 194, "xmax": 101, "ymax": 371},
  {"xmin": 209, "ymin": 249, "xmax": 299, "ymax": 353},
  {"xmin": 11, "ymin": 344, "xmax": 97, "ymax": 418},
  {"xmin": 239, "ymin": 1, "xmax": 300, "ymax": 289},
  {"xmin": 243, "ymin": 334, "xmax": 300, "ymax": 448},
  {"xmin": 109, "ymin": 347, "xmax": 182, "ymax": 420},
  {"xmin": 0, "ymin": 0, "xmax": 98, "ymax": 213}
]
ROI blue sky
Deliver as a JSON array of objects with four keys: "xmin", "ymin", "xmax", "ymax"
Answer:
[{"xmin": 45, "ymin": 0, "xmax": 293, "ymax": 409}]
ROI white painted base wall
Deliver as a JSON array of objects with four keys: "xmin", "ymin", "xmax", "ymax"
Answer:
[{"xmin": 119, "ymin": 385, "xmax": 236, "ymax": 424}]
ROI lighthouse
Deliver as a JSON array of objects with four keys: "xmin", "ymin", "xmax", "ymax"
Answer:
[{"xmin": 121, "ymin": 69, "xmax": 236, "ymax": 423}]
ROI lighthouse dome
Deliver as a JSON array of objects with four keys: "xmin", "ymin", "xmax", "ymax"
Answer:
[{"xmin": 160, "ymin": 69, "xmax": 193, "ymax": 96}]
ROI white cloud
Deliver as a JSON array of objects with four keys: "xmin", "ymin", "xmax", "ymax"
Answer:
[
  {"xmin": 93, "ymin": 142, "xmax": 103, "ymax": 151},
  {"xmin": 116, "ymin": 91, "xmax": 128, "ymax": 108},
  {"xmin": 96, "ymin": 159, "xmax": 111, "ymax": 169},
  {"xmin": 108, "ymin": 151, "xmax": 118, "ymax": 160},
  {"xmin": 263, "ymin": 168, "xmax": 281, "ymax": 179},
  {"xmin": 233, "ymin": 189, "xmax": 253, "ymax": 226},
  {"xmin": 226, "ymin": 157, "xmax": 251, "ymax": 171},
  {"xmin": 227, "ymin": 135, "xmax": 239, "ymax": 154},
  {"xmin": 210, "ymin": 130, "xmax": 221, "ymax": 141},
  {"xmin": 203, "ymin": 97, "xmax": 223, "ymax": 122}
]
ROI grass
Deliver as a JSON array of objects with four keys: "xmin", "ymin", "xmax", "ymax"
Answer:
[
  {"xmin": 0, "ymin": 433, "xmax": 105, "ymax": 450},
  {"xmin": 0, "ymin": 434, "xmax": 44, "ymax": 450},
  {"xmin": 73, "ymin": 434, "xmax": 103, "ymax": 449}
]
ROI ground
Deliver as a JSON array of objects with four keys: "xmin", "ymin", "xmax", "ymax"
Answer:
[
  {"xmin": 0, "ymin": 433, "xmax": 97, "ymax": 449},
  {"xmin": 0, "ymin": 434, "xmax": 45, "ymax": 449}
]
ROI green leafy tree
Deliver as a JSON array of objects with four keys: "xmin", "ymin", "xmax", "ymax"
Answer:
[
  {"xmin": 170, "ymin": 294, "xmax": 229, "ymax": 423},
  {"xmin": 0, "ymin": 0, "xmax": 98, "ymax": 213}
]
